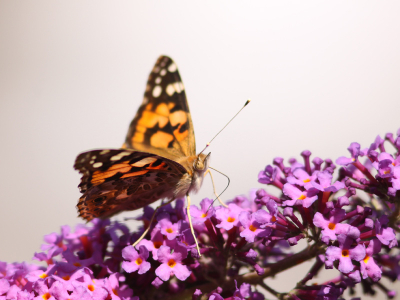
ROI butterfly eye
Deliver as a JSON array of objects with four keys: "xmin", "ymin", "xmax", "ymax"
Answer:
[{"xmin": 195, "ymin": 159, "xmax": 204, "ymax": 170}]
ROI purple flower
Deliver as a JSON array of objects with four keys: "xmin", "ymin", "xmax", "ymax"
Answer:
[
  {"xmin": 69, "ymin": 286, "xmax": 95, "ymax": 300},
  {"xmin": 336, "ymin": 142, "xmax": 361, "ymax": 165},
  {"xmin": 151, "ymin": 277, "xmax": 163, "ymax": 288},
  {"xmin": 316, "ymin": 282, "xmax": 345, "ymax": 300},
  {"xmin": 325, "ymin": 234, "xmax": 366, "ymax": 274},
  {"xmin": 0, "ymin": 279, "xmax": 10, "ymax": 296},
  {"xmin": 177, "ymin": 229, "xmax": 196, "ymax": 250},
  {"xmin": 374, "ymin": 215, "xmax": 397, "ymax": 248},
  {"xmin": 390, "ymin": 166, "xmax": 400, "ymax": 190},
  {"xmin": 155, "ymin": 245, "xmax": 191, "ymax": 281},
  {"xmin": 258, "ymin": 165, "xmax": 279, "ymax": 185},
  {"xmin": 136, "ymin": 229, "xmax": 164, "ymax": 260},
  {"xmin": 239, "ymin": 211, "xmax": 272, "ymax": 243},
  {"xmin": 232, "ymin": 280, "xmax": 264, "ymax": 300},
  {"xmin": 360, "ymin": 239, "xmax": 382, "ymax": 282},
  {"xmin": 209, "ymin": 293, "xmax": 224, "ymax": 300},
  {"xmin": 61, "ymin": 249, "xmax": 95, "ymax": 271},
  {"xmin": 215, "ymin": 204, "xmax": 243, "ymax": 231},
  {"xmin": 311, "ymin": 171, "xmax": 345, "ymax": 192},
  {"xmin": 102, "ymin": 273, "xmax": 134, "ymax": 300},
  {"xmin": 71, "ymin": 271, "xmax": 109, "ymax": 300},
  {"xmin": 193, "ymin": 289, "xmax": 202, "ymax": 300},
  {"xmin": 189, "ymin": 198, "xmax": 215, "ymax": 225},
  {"xmin": 52, "ymin": 268, "xmax": 89, "ymax": 292},
  {"xmin": 40, "ymin": 226, "xmax": 70, "ymax": 252},
  {"xmin": 230, "ymin": 192, "xmax": 257, "ymax": 211},
  {"xmin": 48, "ymin": 280, "xmax": 71, "ymax": 300},
  {"xmin": 32, "ymin": 280, "xmax": 52, "ymax": 300},
  {"xmin": 155, "ymin": 212, "xmax": 182, "ymax": 240},
  {"xmin": 287, "ymin": 168, "xmax": 316, "ymax": 189},
  {"xmin": 121, "ymin": 245, "xmax": 151, "ymax": 274},
  {"xmin": 282, "ymin": 184, "xmax": 319, "ymax": 208},
  {"xmin": 313, "ymin": 210, "xmax": 352, "ymax": 243}
]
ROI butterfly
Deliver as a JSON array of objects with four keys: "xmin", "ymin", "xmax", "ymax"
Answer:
[{"xmin": 74, "ymin": 56, "xmax": 211, "ymax": 222}]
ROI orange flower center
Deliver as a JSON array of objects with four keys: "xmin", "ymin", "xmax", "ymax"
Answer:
[
  {"xmin": 153, "ymin": 241, "xmax": 162, "ymax": 249},
  {"xmin": 249, "ymin": 224, "xmax": 257, "ymax": 232},
  {"xmin": 135, "ymin": 257, "xmax": 143, "ymax": 265},
  {"xmin": 88, "ymin": 284, "xmax": 95, "ymax": 291},
  {"xmin": 271, "ymin": 216, "xmax": 277, "ymax": 222},
  {"xmin": 167, "ymin": 259, "xmax": 176, "ymax": 268},
  {"xmin": 303, "ymin": 178, "xmax": 311, "ymax": 183},
  {"xmin": 363, "ymin": 255, "xmax": 370, "ymax": 263},
  {"xmin": 201, "ymin": 213, "xmax": 207, "ymax": 218},
  {"xmin": 166, "ymin": 228, "xmax": 173, "ymax": 234},
  {"xmin": 42, "ymin": 293, "xmax": 51, "ymax": 300},
  {"xmin": 328, "ymin": 223, "xmax": 336, "ymax": 230},
  {"xmin": 39, "ymin": 273, "xmax": 47, "ymax": 279},
  {"xmin": 113, "ymin": 288, "xmax": 119, "ymax": 296},
  {"xmin": 73, "ymin": 262, "xmax": 81, "ymax": 267},
  {"xmin": 298, "ymin": 194, "xmax": 306, "ymax": 200},
  {"xmin": 341, "ymin": 249, "xmax": 349, "ymax": 257},
  {"xmin": 227, "ymin": 217, "xmax": 235, "ymax": 223},
  {"xmin": 62, "ymin": 275, "xmax": 70, "ymax": 281}
]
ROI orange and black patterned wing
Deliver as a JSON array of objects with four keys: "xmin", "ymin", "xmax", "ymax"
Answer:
[
  {"xmin": 74, "ymin": 149, "xmax": 188, "ymax": 221},
  {"xmin": 124, "ymin": 56, "xmax": 196, "ymax": 160}
]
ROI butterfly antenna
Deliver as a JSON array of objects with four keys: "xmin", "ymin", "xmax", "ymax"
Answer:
[
  {"xmin": 207, "ymin": 167, "xmax": 230, "ymax": 212},
  {"xmin": 199, "ymin": 99, "xmax": 251, "ymax": 155}
]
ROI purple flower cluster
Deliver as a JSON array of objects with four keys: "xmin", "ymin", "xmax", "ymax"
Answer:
[
  {"xmin": 0, "ymin": 221, "xmax": 136, "ymax": 300},
  {"xmin": 1, "ymin": 128, "xmax": 400, "ymax": 300}
]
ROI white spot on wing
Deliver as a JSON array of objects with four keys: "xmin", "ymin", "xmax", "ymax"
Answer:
[
  {"xmin": 166, "ymin": 84, "xmax": 175, "ymax": 96},
  {"xmin": 93, "ymin": 162, "xmax": 103, "ymax": 168},
  {"xmin": 155, "ymin": 77, "xmax": 162, "ymax": 84},
  {"xmin": 168, "ymin": 63, "xmax": 177, "ymax": 72},
  {"xmin": 132, "ymin": 157, "xmax": 157, "ymax": 167},
  {"xmin": 173, "ymin": 82, "xmax": 184, "ymax": 93},
  {"xmin": 110, "ymin": 151, "xmax": 131, "ymax": 161},
  {"xmin": 100, "ymin": 150, "xmax": 110, "ymax": 155},
  {"xmin": 152, "ymin": 85, "xmax": 162, "ymax": 98},
  {"xmin": 160, "ymin": 69, "xmax": 167, "ymax": 76}
]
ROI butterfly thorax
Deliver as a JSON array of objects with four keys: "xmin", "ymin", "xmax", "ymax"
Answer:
[{"xmin": 175, "ymin": 153, "xmax": 210, "ymax": 198}]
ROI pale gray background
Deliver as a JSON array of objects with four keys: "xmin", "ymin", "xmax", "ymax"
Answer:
[{"xmin": 1, "ymin": 1, "xmax": 399, "ymax": 298}]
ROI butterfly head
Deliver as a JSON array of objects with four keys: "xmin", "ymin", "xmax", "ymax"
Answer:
[
  {"xmin": 187, "ymin": 152, "xmax": 211, "ymax": 194},
  {"xmin": 194, "ymin": 152, "xmax": 211, "ymax": 171}
]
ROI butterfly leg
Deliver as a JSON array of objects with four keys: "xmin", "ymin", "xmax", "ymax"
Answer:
[
  {"xmin": 205, "ymin": 169, "xmax": 228, "ymax": 208},
  {"xmin": 132, "ymin": 198, "xmax": 175, "ymax": 248},
  {"xmin": 186, "ymin": 194, "xmax": 201, "ymax": 257}
]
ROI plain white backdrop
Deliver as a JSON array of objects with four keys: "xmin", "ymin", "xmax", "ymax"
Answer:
[{"xmin": 1, "ymin": 1, "xmax": 400, "ymax": 298}]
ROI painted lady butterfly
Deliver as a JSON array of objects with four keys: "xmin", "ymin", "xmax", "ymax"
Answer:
[{"xmin": 74, "ymin": 56, "xmax": 210, "ymax": 222}]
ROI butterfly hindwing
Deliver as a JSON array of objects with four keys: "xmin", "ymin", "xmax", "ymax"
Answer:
[
  {"xmin": 74, "ymin": 149, "xmax": 188, "ymax": 220},
  {"xmin": 124, "ymin": 56, "xmax": 196, "ymax": 160}
]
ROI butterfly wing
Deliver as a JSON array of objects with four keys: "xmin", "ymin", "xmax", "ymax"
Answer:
[
  {"xmin": 124, "ymin": 55, "xmax": 196, "ymax": 160},
  {"xmin": 74, "ymin": 149, "xmax": 189, "ymax": 221}
]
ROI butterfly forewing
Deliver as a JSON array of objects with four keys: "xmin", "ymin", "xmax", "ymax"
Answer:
[
  {"xmin": 74, "ymin": 149, "xmax": 188, "ymax": 221},
  {"xmin": 124, "ymin": 56, "xmax": 196, "ymax": 159}
]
